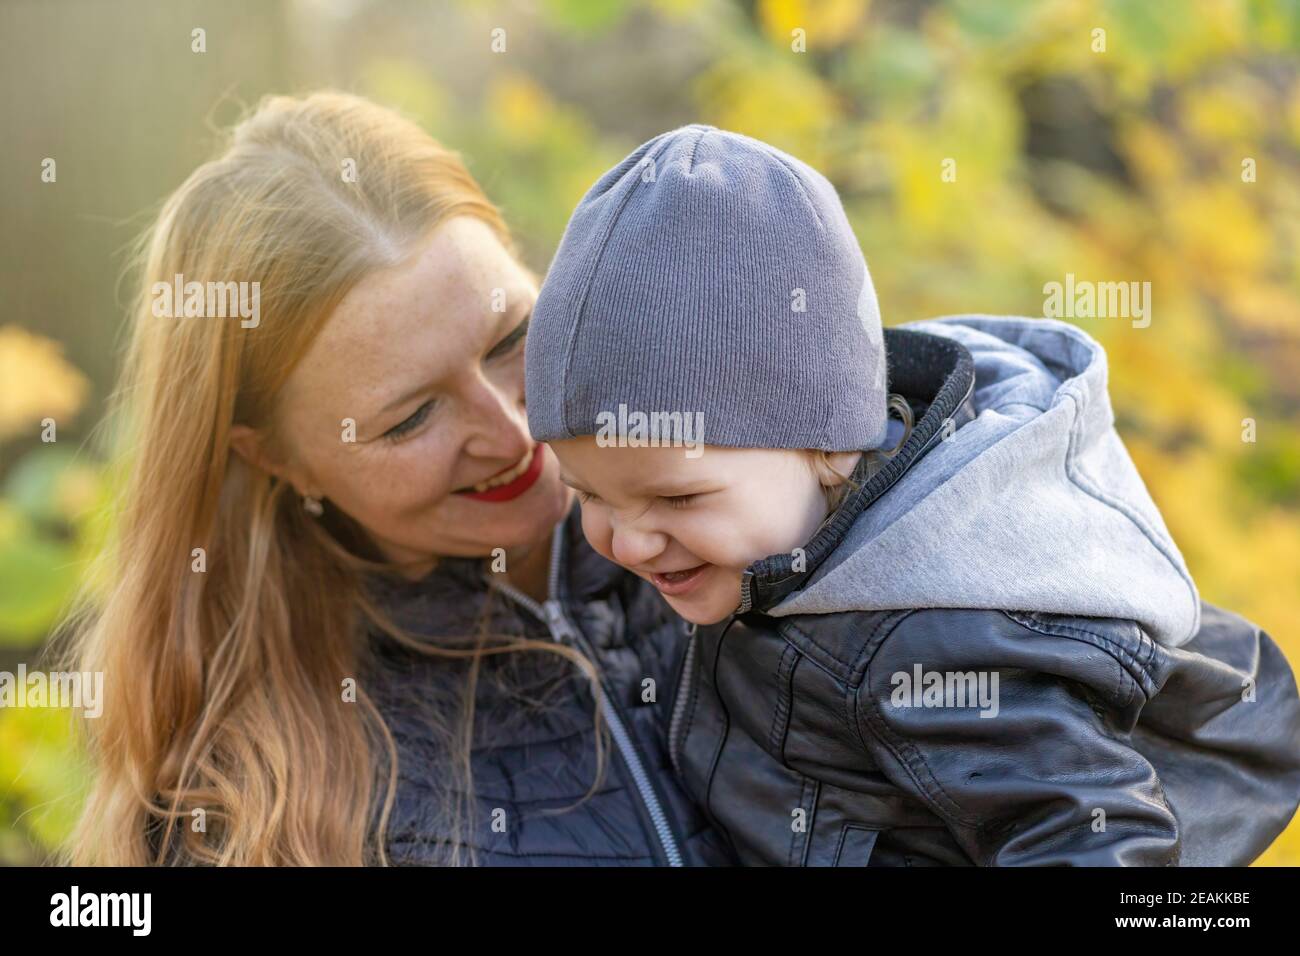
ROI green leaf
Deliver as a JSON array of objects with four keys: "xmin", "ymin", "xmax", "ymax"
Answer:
[
  {"xmin": 542, "ymin": 0, "xmax": 631, "ymax": 34},
  {"xmin": 0, "ymin": 522, "xmax": 79, "ymax": 647}
]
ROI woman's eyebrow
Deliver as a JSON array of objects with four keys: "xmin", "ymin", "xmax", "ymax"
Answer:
[
  {"xmin": 373, "ymin": 300, "xmax": 531, "ymax": 421},
  {"xmin": 485, "ymin": 309, "xmax": 530, "ymax": 360},
  {"xmin": 375, "ymin": 378, "xmax": 435, "ymax": 418}
]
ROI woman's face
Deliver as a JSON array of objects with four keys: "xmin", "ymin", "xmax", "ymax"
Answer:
[{"xmin": 247, "ymin": 216, "xmax": 571, "ymax": 572}]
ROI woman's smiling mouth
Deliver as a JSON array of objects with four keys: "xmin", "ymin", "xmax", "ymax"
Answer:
[{"xmin": 455, "ymin": 443, "xmax": 544, "ymax": 502}]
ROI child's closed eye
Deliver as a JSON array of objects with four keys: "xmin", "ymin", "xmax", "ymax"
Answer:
[{"xmin": 574, "ymin": 490, "xmax": 694, "ymax": 509}]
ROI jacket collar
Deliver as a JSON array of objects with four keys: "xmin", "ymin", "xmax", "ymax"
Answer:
[{"xmin": 737, "ymin": 327, "xmax": 976, "ymax": 615}]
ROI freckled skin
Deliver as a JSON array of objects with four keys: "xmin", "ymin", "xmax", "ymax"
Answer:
[
  {"xmin": 235, "ymin": 217, "xmax": 571, "ymax": 588},
  {"xmin": 549, "ymin": 438, "xmax": 860, "ymax": 625}
]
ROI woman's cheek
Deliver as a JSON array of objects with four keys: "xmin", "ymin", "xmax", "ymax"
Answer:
[{"xmin": 385, "ymin": 431, "xmax": 459, "ymax": 501}]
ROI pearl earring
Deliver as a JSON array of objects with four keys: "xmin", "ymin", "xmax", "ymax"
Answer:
[{"xmin": 302, "ymin": 495, "xmax": 324, "ymax": 516}]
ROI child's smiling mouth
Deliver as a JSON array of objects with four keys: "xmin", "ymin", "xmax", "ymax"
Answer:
[{"xmin": 648, "ymin": 564, "xmax": 710, "ymax": 596}]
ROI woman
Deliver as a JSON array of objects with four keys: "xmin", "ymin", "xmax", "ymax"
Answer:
[{"xmin": 61, "ymin": 91, "xmax": 734, "ymax": 866}]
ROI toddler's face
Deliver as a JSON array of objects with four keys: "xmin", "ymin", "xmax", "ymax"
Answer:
[{"xmin": 548, "ymin": 437, "xmax": 855, "ymax": 625}]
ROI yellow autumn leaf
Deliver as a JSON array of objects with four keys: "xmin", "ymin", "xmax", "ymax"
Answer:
[
  {"xmin": 695, "ymin": 57, "xmax": 841, "ymax": 170},
  {"xmin": 487, "ymin": 74, "xmax": 554, "ymax": 146},
  {"xmin": 757, "ymin": 0, "xmax": 868, "ymax": 50},
  {"xmin": 1119, "ymin": 121, "xmax": 1185, "ymax": 190},
  {"xmin": 1180, "ymin": 81, "xmax": 1262, "ymax": 146},
  {"xmin": 1165, "ymin": 183, "xmax": 1268, "ymax": 279},
  {"xmin": 0, "ymin": 326, "xmax": 89, "ymax": 444},
  {"xmin": 1226, "ymin": 284, "xmax": 1300, "ymax": 337}
]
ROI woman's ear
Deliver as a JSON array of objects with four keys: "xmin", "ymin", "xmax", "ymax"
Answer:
[
  {"xmin": 229, "ymin": 424, "xmax": 273, "ymax": 474},
  {"xmin": 230, "ymin": 424, "xmax": 312, "ymax": 495}
]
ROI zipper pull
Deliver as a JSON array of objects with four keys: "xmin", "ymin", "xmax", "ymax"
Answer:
[
  {"xmin": 541, "ymin": 599, "xmax": 577, "ymax": 644},
  {"xmin": 736, "ymin": 570, "xmax": 755, "ymax": 614}
]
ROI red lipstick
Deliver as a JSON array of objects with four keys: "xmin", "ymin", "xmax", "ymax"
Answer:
[{"xmin": 457, "ymin": 443, "xmax": 545, "ymax": 503}]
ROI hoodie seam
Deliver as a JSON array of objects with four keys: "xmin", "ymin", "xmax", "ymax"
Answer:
[
  {"xmin": 770, "ymin": 383, "xmax": 1044, "ymax": 616},
  {"xmin": 751, "ymin": 331, "xmax": 974, "ymax": 611},
  {"xmin": 1059, "ymin": 388, "xmax": 1199, "ymax": 643}
]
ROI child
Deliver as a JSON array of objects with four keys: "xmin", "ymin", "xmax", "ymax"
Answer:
[{"xmin": 525, "ymin": 125, "xmax": 1300, "ymax": 866}]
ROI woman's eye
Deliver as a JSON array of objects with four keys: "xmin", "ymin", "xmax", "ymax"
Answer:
[
  {"xmin": 383, "ymin": 400, "xmax": 435, "ymax": 442},
  {"xmin": 663, "ymin": 494, "xmax": 695, "ymax": 510},
  {"xmin": 576, "ymin": 490, "xmax": 599, "ymax": 504},
  {"xmin": 486, "ymin": 314, "xmax": 529, "ymax": 361}
]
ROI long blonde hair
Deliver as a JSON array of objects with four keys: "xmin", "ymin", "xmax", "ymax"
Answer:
[{"xmin": 57, "ymin": 91, "xmax": 603, "ymax": 866}]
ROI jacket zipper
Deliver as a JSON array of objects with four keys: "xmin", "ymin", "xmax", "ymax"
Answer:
[
  {"xmin": 490, "ymin": 522, "xmax": 684, "ymax": 868},
  {"xmin": 737, "ymin": 570, "xmax": 755, "ymax": 614},
  {"xmin": 667, "ymin": 622, "xmax": 697, "ymax": 778},
  {"xmin": 734, "ymin": 378, "xmax": 975, "ymax": 616}
]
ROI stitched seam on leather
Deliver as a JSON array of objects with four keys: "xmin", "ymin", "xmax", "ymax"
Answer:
[
  {"xmin": 788, "ymin": 778, "xmax": 806, "ymax": 865},
  {"xmin": 833, "ymin": 676, "xmax": 861, "ymax": 746},
  {"xmin": 769, "ymin": 644, "xmax": 799, "ymax": 759},
  {"xmin": 780, "ymin": 618, "xmax": 856, "ymax": 675},
  {"xmin": 702, "ymin": 627, "xmax": 734, "ymax": 851},
  {"xmin": 854, "ymin": 613, "xmax": 979, "ymax": 828},
  {"xmin": 848, "ymin": 610, "xmax": 916, "ymax": 684},
  {"xmin": 1002, "ymin": 610, "xmax": 1153, "ymax": 707},
  {"xmin": 832, "ymin": 825, "xmax": 851, "ymax": 867},
  {"xmin": 1141, "ymin": 622, "xmax": 1160, "ymax": 674},
  {"xmin": 1004, "ymin": 610, "xmax": 1149, "ymax": 696},
  {"xmin": 793, "ymin": 777, "xmax": 821, "ymax": 866},
  {"xmin": 845, "ymin": 610, "xmax": 919, "ymax": 757},
  {"xmin": 778, "ymin": 609, "xmax": 912, "ymax": 684}
]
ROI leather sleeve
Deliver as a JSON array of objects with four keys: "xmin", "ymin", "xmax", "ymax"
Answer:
[{"xmin": 852, "ymin": 608, "xmax": 1181, "ymax": 866}]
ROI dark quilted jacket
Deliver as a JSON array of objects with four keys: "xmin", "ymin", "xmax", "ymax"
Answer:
[{"xmin": 362, "ymin": 506, "xmax": 736, "ymax": 866}]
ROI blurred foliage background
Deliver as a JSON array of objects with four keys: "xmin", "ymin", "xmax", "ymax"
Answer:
[{"xmin": 1, "ymin": 0, "xmax": 1297, "ymax": 864}]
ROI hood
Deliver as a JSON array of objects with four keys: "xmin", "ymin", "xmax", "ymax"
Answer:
[{"xmin": 769, "ymin": 315, "xmax": 1201, "ymax": 647}]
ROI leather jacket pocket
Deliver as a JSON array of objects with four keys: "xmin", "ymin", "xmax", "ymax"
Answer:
[{"xmin": 833, "ymin": 824, "xmax": 880, "ymax": 866}]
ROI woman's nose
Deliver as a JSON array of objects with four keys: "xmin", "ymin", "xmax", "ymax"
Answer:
[{"xmin": 461, "ymin": 374, "xmax": 531, "ymax": 461}]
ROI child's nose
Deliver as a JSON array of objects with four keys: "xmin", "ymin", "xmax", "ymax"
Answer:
[{"xmin": 609, "ymin": 521, "xmax": 667, "ymax": 569}]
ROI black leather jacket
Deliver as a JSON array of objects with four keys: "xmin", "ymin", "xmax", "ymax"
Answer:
[{"xmin": 669, "ymin": 332, "xmax": 1300, "ymax": 866}]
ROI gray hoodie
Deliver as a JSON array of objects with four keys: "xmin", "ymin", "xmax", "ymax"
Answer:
[{"xmin": 770, "ymin": 314, "xmax": 1203, "ymax": 648}]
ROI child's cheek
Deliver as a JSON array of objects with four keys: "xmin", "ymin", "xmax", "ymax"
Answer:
[
  {"xmin": 578, "ymin": 504, "xmax": 616, "ymax": 564},
  {"xmin": 679, "ymin": 506, "xmax": 752, "ymax": 570}
]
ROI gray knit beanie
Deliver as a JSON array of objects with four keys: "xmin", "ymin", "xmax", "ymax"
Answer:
[{"xmin": 525, "ymin": 124, "xmax": 888, "ymax": 452}]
